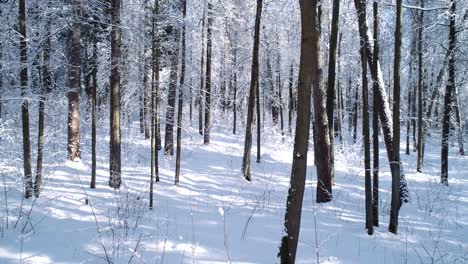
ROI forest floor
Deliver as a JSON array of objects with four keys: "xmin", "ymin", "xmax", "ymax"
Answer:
[{"xmin": 0, "ymin": 114, "xmax": 467, "ymax": 264}]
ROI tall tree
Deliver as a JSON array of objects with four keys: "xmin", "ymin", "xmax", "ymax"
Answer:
[
  {"xmin": 358, "ymin": 0, "xmax": 373, "ymax": 235},
  {"xmin": 241, "ymin": 0, "xmax": 262, "ymax": 181},
  {"xmin": 35, "ymin": 25, "xmax": 52, "ymax": 197},
  {"xmin": 164, "ymin": 38, "xmax": 179, "ymax": 155},
  {"xmin": 67, "ymin": 0, "xmax": 82, "ymax": 161},
  {"xmin": 279, "ymin": 1, "xmax": 320, "ymax": 261},
  {"xmin": 150, "ymin": 0, "xmax": 161, "ymax": 209},
  {"xmin": 372, "ymin": 0, "xmax": 379, "ymax": 227},
  {"xmin": 416, "ymin": 0, "xmax": 425, "ymax": 172},
  {"xmin": 203, "ymin": 1, "xmax": 213, "ymax": 144},
  {"xmin": 232, "ymin": 36, "xmax": 238, "ymax": 135},
  {"xmin": 19, "ymin": 0, "xmax": 33, "ymax": 198},
  {"xmin": 288, "ymin": 62, "xmax": 294, "ymax": 135},
  {"xmin": 441, "ymin": 0, "xmax": 457, "ymax": 185},
  {"xmin": 90, "ymin": 36, "xmax": 98, "ymax": 189},
  {"xmin": 389, "ymin": 0, "xmax": 403, "ymax": 234},
  {"xmin": 326, "ymin": 0, "xmax": 340, "ymax": 185},
  {"xmin": 312, "ymin": 0, "xmax": 333, "ymax": 202},
  {"xmin": 352, "ymin": 0, "xmax": 409, "ymax": 230},
  {"xmin": 198, "ymin": 5, "xmax": 206, "ymax": 136},
  {"xmin": 109, "ymin": 0, "xmax": 122, "ymax": 189},
  {"xmin": 175, "ymin": 0, "xmax": 187, "ymax": 185}
]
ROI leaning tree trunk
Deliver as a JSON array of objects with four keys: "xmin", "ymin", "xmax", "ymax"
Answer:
[
  {"xmin": 19, "ymin": 0, "xmax": 33, "ymax": 199},
  {"xmin": 203, "ymin": 1, "xmax": 213, "ymax": 144},
  {"xmin": 279, "ymin": 1, "xmax": 322, "ymax": 262},
  {"xmin": 441, "ymin": 0, "xmax": 457, "ymax": 185},
  {"xmin": 352, "ymin": 0, "xmax": 409, "ymax": 209},
  {"xmin": 175, "ymin": 0, "xmax": 186, "ymax": 185},
  {"xmin": 241, "ymin": 0, "xmax": 262, "ymax": 181},
  {"xmin": 67, "ymin": 0, "xmax": 82, "ymax": 162},
  {"xmin": 109, "ymin": 0, "xmax": 122, "ymax": 189}
]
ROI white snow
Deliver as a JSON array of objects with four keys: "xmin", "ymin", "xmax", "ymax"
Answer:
[{"xmin": 0, "ymin": 120, "xmax": 467, "ymax": 264}]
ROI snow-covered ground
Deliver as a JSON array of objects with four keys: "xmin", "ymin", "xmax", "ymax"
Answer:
[{"xmin": 0, "ymin": 113, "xmax": 467, "ymax": 264}]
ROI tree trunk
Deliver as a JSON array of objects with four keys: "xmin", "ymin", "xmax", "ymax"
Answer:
[
  {"xmin": 175, "ymin": 0, "xmax": 186, "ymax": 185},
  {"xmin": 288, "ymin": 62, "xmax": 294, "ymax": 135},
  {"xmin": 35, "ymin": 27, "xmax": 52, "ymax": 197},
  {"xmin": 353, "ymin": 84, "xmax": 358, "ymax": 144},
  {"xmin": 354, "ymin": 0, "xmax": 409, "ymax": 231},
  {"xmin": 388, "ymin": 0, "xmax": 403, "ymax": 234},
  {"xmin": 198, "ymin": 7, "xmax": 206, "ymax": 136},
  {"xmin": 67, "ymin": 0, "xmax": 82, "ymax": 162},
  {"xmin": 426, "ymin": 50, "xmax": 449, "ymax": 127},
  {"xmin": 150, "ymin": 0, "xmax": 161, "ymax": 208},
  {"xmin": 154, "ymin": 2, "xmax": 161, "ymax": 152},
  {"xmin": 336, "ymin": 33, "xmax": 343, "ymax": 144},
  {"xmin": 416, "ymin": 0, "xmax": 425, "ymax": 172},
  {"xmin": 233, "ymin": 40, "xmax": 238, "ymax": 135},
  {"xmin": 326, "ymin": 0, "xmax": 340, "ymax": 186},
  {"xmin": 352, "ymin": 0, "xmax": 409, "ymax": 210},
  {"xmin": 454, "ymin": 87, "xmax": 464, "ymax": 155},
  {"xmin": 279, "ymin": 1, "xmax": 321, "ymax": 262},
  {"xmin": 256, "ymin": 77, "xmax": 261, "ymax": 163},
  {"xmin": 19, "ymin": 0, "xmax": 33, "ymax": 199},
  {"xmin": 143, "ymin": 62, "xmax": 150, "ymax": 139},
  {"xmin": 372, "ymin": 0, "xmax": 379, "ymax": 227},
  {"xmin": 109, "ymin": 0, "xmax": 122, "ymax": 189},
  {"xmin": 441, "ymin": 0, "xmax": 457, "ymax": 185},
  {"xmin": 242, "ymin": 0, "xmax": 262, "ymax": 181},
  {"xmin": 203, "ymin": 1, "xmax": 213, "ymax": 144},
  {"xmin": 277, "ymin": 52, "xmax": 284, "ymax": 139},
  {"xmin": 90, "ymin": 38, "xmax": 98, "ymax": 189},
  {"xmin": 164, "ymin": 47, "xmax": 179, "ymax": 156},
  {"xmin": 359, "ymin": 5, "xmax": 373, "ymax": 234}
]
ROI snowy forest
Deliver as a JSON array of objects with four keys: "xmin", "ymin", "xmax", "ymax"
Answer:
[{"xmin": 0, "ymin": 0, "xmax": 467, "ymax": 263}]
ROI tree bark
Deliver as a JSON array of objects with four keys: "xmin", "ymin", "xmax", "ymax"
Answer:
[
  {"xmin": 19, "ymin": 0, "xmax": 33, "ymax": 199},
  {"xmin": 233, "ymin": 39, "xmax": 238, "ymax": 135},
  {"xmin": 198, "ymin": 6, "xmax": 206, "ymax": 136},
  {"xmin": 164, "ymin": 49, "xmax": 179, "ymax": 156},
  {"xmin": 441, "ymin": 0, "xmax": 456, "ymax": 185},
  {"xmin": 90, "ymin": 38, "xmax": 98, "ymax": 189},
  {"xmin": 109, "ymin": 0, "xmax": 122, "ymax": 189},
  {"xmin": 359, "ymin": 7, "xmax": 373, "ymax": 234},
  {"xmin": 416, "ymin": 0, "xmax": 425, "ymax": 172},
  {"xmin": 242, "ymin": 0, "xmax": 262, "ymax": 181},
  {"xmin": 279, "ymin": 1, "xmax": 321, "ymax": 262},
  {"xmin": 67, "ymin": 0, "xmax": 82, "ymax": 162},
  {"xmin": 372, "ymin": 0, "xmax": 379, "ymax": 227},
  {"xmin": 326, "ymin": 0, "xmax": 340, "ymax": 185},
  {"xmin": 203, "ymin": 1, "xmax": 213, "ymax": 144},
  {"xmin": 389, "ymin": 0, "xmax": 403, "ymax": 235},
  {"xmin": 288, "ymin": 62, "xmax": 294, "ymax": 135},
  {"xmin": 175, "ymin": 0, "xmax": 186, "ymax": 185}
]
